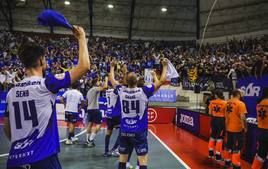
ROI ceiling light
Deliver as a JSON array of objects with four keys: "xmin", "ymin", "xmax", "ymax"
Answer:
[
  {"xmin": 161, "ymin": 7, "xmax": 167, "ymax": 12},
  {"xmin": 108, "ymin": 4, "xmax": 114, "ymax": 9},
  {"xmin": 64, "ymin": 1, "xmax": 70, "ymax": 5}
]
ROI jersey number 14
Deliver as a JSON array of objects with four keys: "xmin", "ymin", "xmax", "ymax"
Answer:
[{"xmin": 13, "ymin": 100, "xmax": 38, "ymax": 129}]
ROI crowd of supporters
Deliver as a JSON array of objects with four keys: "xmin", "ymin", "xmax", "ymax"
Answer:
[{"xmin": 0, "ymin": 30, "xmax": 268, "ymax": 93}]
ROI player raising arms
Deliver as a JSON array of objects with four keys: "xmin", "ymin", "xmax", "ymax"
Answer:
[
  {"xmin": 86, "ymin": 77, "xmax": 108, "ymax": 147},
  {"xmin": 109, "ymin": 59, "xmax": 168, "ymax": 169},
  {"xmin": 3, "ymin": 26, "xmax": 90, "ymax": 169}
]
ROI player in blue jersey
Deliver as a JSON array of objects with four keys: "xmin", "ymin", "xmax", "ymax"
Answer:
[
  {"xmin": 3, "ymin": 26, "xmax": 90, "ymax": 169},
  {"xmin": 103, "ymin": 88, "xmax": 121, "ymax": 157},
  {"xmin": 109, "ymin": 59, "xmax": 168, "ymax": 169}
]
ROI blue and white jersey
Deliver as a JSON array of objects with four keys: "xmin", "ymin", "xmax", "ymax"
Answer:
[
  {"xmin": 5, "ymin": 72, "xmax": 71, "ymax": 167},
  {"xmin": 105, "ymin": 89, "xmax": 121, "ymax": 118},
  {"xmin": 116, "ymin": 84, "xmax": 154, "ymax": 133}
]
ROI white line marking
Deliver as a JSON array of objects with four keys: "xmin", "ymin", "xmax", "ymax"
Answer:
[
  {"xmin": 149, "ymin": 130, "xmax": 191, "ymax": 169},
  {"xmin": 0, "ymin": 128, "xmax": 87, "ymax": 158},
  {"xmin": 0, "ymin": 153, "xmax": 8, "ymax": 158}
]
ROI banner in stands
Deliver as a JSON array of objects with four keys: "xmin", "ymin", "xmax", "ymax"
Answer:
[
  {"xmin": 148, "ymin": 107, "xmax": 176, "ymax": 124},
  {"xmin": 176, "ymin": 109, "xmax": 200, "ymax": 134},
  {"xmin": 237, "ymin": 75, "xmax": 268, "ymax": 118},
  {"xmin": 149, "ymin": 89, "xmax": 176, "ymax": 102},
  {"xmin": 182, "ymin": 77, "xmax": 208, "ymax": 91}
]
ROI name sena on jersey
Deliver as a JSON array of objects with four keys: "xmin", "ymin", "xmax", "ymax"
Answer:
[{"xmin": 16, "ymin": 90, "xmax": 29, "ymax": 97}]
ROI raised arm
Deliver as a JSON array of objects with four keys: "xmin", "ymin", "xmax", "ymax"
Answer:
[
  {"xmin": 98, "ymin": 76, "xmax": 108, "ymax": 91},
  {"xmin": 109, "ymin": 60, "xmax": 119, "ymax": 88},
  {"xmin": 154, "ymin": 58, "xmax": 168, "ymax": 90},
  {"xmin": 68, "ymin": 26, "xmax": 90, "ymax": 84}
]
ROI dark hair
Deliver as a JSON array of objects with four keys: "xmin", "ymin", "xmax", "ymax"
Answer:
[
  {"xmin": 19, "ymin": 43, "xmax": 45, "ymax": 68},
  {"xmin": 72, "ymin": 82, "xmax": 79, "ymax": 89},
  {"xmin": 231, "ymin": 89, "xmax": 241, "ymax": 97},
  {"xmin": 214, "ymin": 89, "xmax": 224, "ymax": 100},
  {"xmin": 91, "ymin": 78, "xmax": 99, "ymax": 87}
]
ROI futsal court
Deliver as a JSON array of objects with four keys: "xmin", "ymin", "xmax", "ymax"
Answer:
[
  {"xmin": 0, "ymin": 119, "xmax": 252, "ymax": 169},
  {"xmin": 0, "ymin": 120, "xmax": 188, "ymax": 169}
]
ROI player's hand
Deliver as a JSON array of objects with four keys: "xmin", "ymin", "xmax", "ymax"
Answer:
[
  {"xmin": 151, "ymin": 70, "xmax": 156, "ymax": 77},
  {"xmin": 110, "ymin": 60, "xmax": 117, "ymax": 68},
  {"xmin": 122, "ymin": 64, "xmax": 128, "ymax": 73},
  {"xmin": 161, "ymin": 58, "xmax": 168, "ymax": 67},
  {"xmin": 72, "ymin": 25, "xmax": 86, "ymax": 39}
]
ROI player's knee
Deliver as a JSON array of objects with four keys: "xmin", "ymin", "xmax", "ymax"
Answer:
[
  {"xmin": 138, "ymin": 155, "xmax": 148, "ymax": 166},
  {"xmin": 119, "ymin": 154, "xmax": 129, "ymax": 163}
]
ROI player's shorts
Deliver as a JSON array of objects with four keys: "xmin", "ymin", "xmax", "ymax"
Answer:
[
  {"xmin": 106, "ymin": 116, "xmax": 120, "ymax": 130},
  {"xmin": 119, "ymin": 130, "xmax": 148, "ymax": 156},
  {"xmin": 225, "ymin": 131, "xmax": 243, "ymax": 152},
  {"xmin": 210, "ymin": 117, "xmax": 225, "ymax": 139},
  {"xmin": 87, "ymin": 109, "xmax": 102, "ymax": 124},
  {"xmin": 256, "ymin": 128, "xmax": 268, "ymax": 159},
  {"xmin": 65, "ymin": 111, "xmax": 78, "ymax": 123},
  {"xmin": 7, "ymin": 154, "xmax": 61, "ymax": 169}
]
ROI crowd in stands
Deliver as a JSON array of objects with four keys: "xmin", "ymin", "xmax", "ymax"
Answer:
[{"xmin": 0, "ymin": 30, "xmax": 268, "ymax": 93}]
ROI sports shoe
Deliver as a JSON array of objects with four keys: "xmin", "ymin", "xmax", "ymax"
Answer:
[
  {"xmin": 208, "ymin": 150, "xmax": 214, "ymax": 158},
  {"xmin": 65, "ymin": 139, "xmax": 73, "ymax": 145},
  {"xmin": 103, "ymin": 152, "xmax": 112, "ymax": 157},
  {"xmin": 126, "ymin": 162, "xmax": 133, "ymax": 169},
  {"xmin": 71, "ymin": 137, "xmax": 78, "ymax": 142},
  {"xmin": 111, "ymin": 149, "xmax": 120, "ymax": 157},
  {"xmin": 86, "ymin": 140, "xmax": 95, "ymax": 147}
]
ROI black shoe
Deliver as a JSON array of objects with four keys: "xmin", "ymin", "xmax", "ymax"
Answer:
[
  {"xmin": 233, "ymin": 165, "xmax": 241, "ymax": 169},
  {"xmin": 208, "ymin": 150, "xmax": 214, "ymax": 158},
  {"xmin": 103, "ymin": 152, "xmax": 112, "ymax": 157},
  {"xmin": 86, "ymin": 140, "xmax": 95, "ymax": 147},
  {"xmin": 215, "ymin": 154, "xmax": 223, "ymax": 161},
  {"xmin": 225, "ymin": 161, "xmax": 231, "ymax": 167}
]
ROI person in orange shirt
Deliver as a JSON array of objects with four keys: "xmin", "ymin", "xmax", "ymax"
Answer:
[
  {"xmin": 208, "ymin": 90, "xmax": 227, "ymax": 161},
  {"xmin": 223, "ymin": 89, "xmax": 247, "ymax": 169},
  {"xmin": 252, "ymin": 87, "xmax": 268, "ymax": 169}
]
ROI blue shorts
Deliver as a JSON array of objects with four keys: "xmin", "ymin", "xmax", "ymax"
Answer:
[
  {"xmin": 7, "ymin": 154, "xmax": 61, "ymax": 169},
  {"xmin": 87, "ymin": 109, "xmax": 102, "ymax": 124},
  {"xmin": 119, "ymin": 130, "xmax": 148, "ymax": 156},
  {"xmin": 65, "ymin": 111, "xmax": 78, "ymax": 123},
  {"xmin": 106, "ymin": 116, "xmax": 120, "ymax": 130}
]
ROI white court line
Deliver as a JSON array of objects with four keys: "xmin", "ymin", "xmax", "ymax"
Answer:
[
  {"xmin": 149, "ymin": 130, "xmax": 191, "ymax": 169},
  {"xmin": 0, "ymin": 128, "xmax": 87, "ymax": 158}
]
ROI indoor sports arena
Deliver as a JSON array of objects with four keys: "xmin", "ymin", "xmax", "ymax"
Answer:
[{"xmin": 0, "ymin": 0, "xmax": 268, "ymax": 169}]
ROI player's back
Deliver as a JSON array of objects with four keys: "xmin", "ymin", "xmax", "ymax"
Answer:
[
  {"xmin": 257, "ymin": 99, "xmax": 268, "ymax": 130},
  {"xmin": 209, "ymin": 99, "xmax": 227, "ymax": 117},
  {"xmin": 6, "ymin": 72, "xmax": 71, "ymax": 168},
  {"xmin": 117, "ymin": 85, "xmax": 154, "ymax": 133},
  {"xmin": 225, "ymin": 98, "xmax": 247, "ymax": 132},
  {"xmin": 64, "ymin": 89, "xmax": 83, "ymax": 113},
  {"xmin": 106, "ymin": 88, "xmax": 120, "ymax": 117}
]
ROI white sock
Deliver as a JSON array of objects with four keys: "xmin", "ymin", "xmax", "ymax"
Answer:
[
  {"xmin": 86, "ymin": 134, "xmax": 90, "ymax": 141},
  {"xmin": 89, "ymin": 133, "xmax": 96, "ymax": 141}
]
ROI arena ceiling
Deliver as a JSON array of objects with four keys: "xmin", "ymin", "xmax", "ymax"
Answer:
[{"xmin": 0, "ymin": 0, "xmax": 267, "ymax": 40}]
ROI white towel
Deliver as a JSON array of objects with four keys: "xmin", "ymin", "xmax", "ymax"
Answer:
[{"xmin": 166, "ymin": 59, "xmax": 179, "ymax": 81}]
